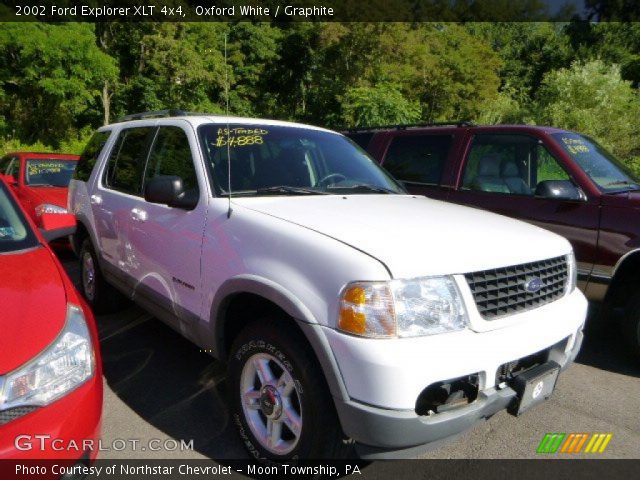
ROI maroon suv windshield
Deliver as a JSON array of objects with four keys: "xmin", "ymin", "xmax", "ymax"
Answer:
[{"xmin": 552, "ymin": 133, "xmax": 640, "ymax": 192}]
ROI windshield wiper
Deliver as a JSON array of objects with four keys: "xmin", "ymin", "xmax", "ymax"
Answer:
[
  {"xmin": 256, "ymin": 185, "xmax": 331, "ymax": 196},
  {"xmin": 603, "ymin": 180, "xmax": 640, "ymax": 191},
  {"xmin": 327, "ymin": 184, "xmax": 397, "ymax": 194},
  {"xmin": 603, "ymin": 180, "xmax": 640, "ymax": 188}
]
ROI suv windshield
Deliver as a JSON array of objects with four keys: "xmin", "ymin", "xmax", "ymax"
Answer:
[
  {"xmin": 25, "ymin": 159, "xmax": 77, "ymax": 187},
  {"xmin": 198, "ymin": 124, "xmax": 405, "ymax": 196},
  {"xmin": 552, "ymin": 133, "xmax": 640, "ymax": 192},
  {"xmin": 0, "ymin": 182, "xmax": 38, "ymax": 253}
]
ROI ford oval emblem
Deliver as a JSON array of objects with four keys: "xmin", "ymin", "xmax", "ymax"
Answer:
[{"xmin": 524, "ymin": 277, "xmax": 544, "ymax": 294}]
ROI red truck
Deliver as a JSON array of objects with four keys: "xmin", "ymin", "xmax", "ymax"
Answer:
[{"xmin": 346, "ymin": 123, "xmax": 640, "ymax": 355}]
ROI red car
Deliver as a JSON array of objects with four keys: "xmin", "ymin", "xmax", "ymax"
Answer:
[
  {"xmin": 0, "ymin": 152, "xmax": 79, "ymax": 228},
  {"xmin": 0, "ymin": 177, "xmax": 102, "ymax": 464},
  {"xmin": 346, "ymin": 123, "xmax": 640, "ymax": 355}
]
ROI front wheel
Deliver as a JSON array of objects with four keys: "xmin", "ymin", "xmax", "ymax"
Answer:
[{"xmin": 228, "ymin": 319, "xmax": 350, "ymax": 460}]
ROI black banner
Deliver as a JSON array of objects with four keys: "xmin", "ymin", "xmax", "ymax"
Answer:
[
  {"xmin": 1, "ymin": 0, "xmax": 640, "ymax": 22},
  {"xmin": 2, "ymin": 459, "xmax": 640, "ymax": 480}
]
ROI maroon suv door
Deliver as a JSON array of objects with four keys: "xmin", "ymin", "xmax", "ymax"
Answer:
[{"xmin": 447, "ymin": 130, "xmax": 600, "ymax": 285}]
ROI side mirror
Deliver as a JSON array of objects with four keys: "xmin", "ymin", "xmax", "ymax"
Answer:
[
  {"xmin": 38, "ymin": 213, "xmax": 77, "ymax": 242},
  {"xmin": 2, "ymin": 174, "xmax": 17, "ymax": 186},
  {"xmin": 535, "ymin": 180, "xmax": 584, "ymax": 201},
  {"xmin": 144, "ymin": 175, "xmax": 197, "ymax": 210}
]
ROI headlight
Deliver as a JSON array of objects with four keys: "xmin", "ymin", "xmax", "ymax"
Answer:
[
  {"xmin": 35, "ymin": 203, "xmax": 68, "ymax": 216},
  {"xmin": 338, "ymin": 276, "xmax": 469, "ymax": 338},
  {"xmin": 0, "ymin": 304, "xmax": 95, "ymax": 410},
  {"xmin": 566, "ymin": 252, "xmax": 577, "ymax": 294}
]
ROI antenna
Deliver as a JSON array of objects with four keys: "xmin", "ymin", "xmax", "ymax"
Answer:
[{"xmin": 224, "ymin": 33, "xmax": 233, "ymax": 218}]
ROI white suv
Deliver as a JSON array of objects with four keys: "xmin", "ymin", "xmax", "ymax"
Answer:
[{"xmin": 69, "ymin": 111, "xmax": 587, "ymax": 459}]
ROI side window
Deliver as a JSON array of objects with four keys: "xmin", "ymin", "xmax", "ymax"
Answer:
[
  {"xmin": 1, "ymin": 156, "xmax": 19, "ymax": 178},
  {"xmin": 536, "ymin": 144, "xmax": 571, "ymax": 184},
  {"xmin": 347, "ymin": 132, "xmax": 374, "ymax": 151},
  {"xmin": 74, "ymin": 130, "xmax": 111, "ymax": 182},
  {"xmin": 144, "ymin": 127, "xmax": 199, "ymax": 193},
  {"xmin": 103, "ymin": 127, "xmax": 155, "ymax": 196},
  {"xmin": 462, "ymin": 134, "xmax": 572, "ymax": 196},
  {"xmin": 463, "ymin": 134, "xmax": 536, "ymax": 195},
  {"xmin": 383, "ymin": 135, "xmax": 452, "ymax": 185}
]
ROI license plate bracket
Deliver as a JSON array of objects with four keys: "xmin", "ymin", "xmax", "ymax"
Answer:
[{"xmin": 508, "ymin": 361, "xmax": 560, "ymax": 416}]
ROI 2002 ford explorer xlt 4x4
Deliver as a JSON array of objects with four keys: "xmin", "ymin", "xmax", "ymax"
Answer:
[{"xmin": 69, "ymin": 111, "xmax": 587, "ymax": 460}]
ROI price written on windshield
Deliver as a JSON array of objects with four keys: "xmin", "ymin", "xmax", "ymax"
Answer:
[
  {"xmin": 562, "ymin": 137, "xmax": 591, "ymax": 154},
  {"xmin": 215, "ymin": 128, "xmax": 268, "ymax": 148}
]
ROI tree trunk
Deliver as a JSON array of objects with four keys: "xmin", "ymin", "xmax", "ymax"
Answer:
[{"xmin": 102, "ymin": 81, "xmax": 111, "ymax": 125}]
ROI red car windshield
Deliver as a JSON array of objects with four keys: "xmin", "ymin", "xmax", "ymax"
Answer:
[
  {"xmin": 25, "ymin": 159, "xmax": 77, "ymax": 187},
  {"xmin": 0, "ymin": 182, "xmax": 39, "ymax": 253}
]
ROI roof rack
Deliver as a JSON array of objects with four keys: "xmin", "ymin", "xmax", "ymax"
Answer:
[
  {"xmin": 116, "ymin": 110, "xmax": 215, "ymax": 123},
  {"xmin": 343, "ymin": 120, "xmax": 475, "ymax": 133}
]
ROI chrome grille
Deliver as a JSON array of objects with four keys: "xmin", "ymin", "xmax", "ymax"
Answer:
[{"xmin": 465, "ymin": 256, "xmax": 568, "ymax": 320}]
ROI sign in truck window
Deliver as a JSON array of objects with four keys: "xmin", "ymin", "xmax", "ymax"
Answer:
[
  {"xmin": 552, "ymin": 133, "xmax": 640, "ymax": 192},
  {"xmin": 214, "ymin": 127, "xmax": 269, "ymax": 148},
  {"xmin": 25, "ymin": 159, "xmax": 77, "ymax": 187}
]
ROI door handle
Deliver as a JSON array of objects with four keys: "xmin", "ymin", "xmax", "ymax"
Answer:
[
  {"xmin": 130, "ymin": 207, "xmax": 148, "ymax": 222},
  {"xmin": 90, "ymin": 194, "xmax": 102, "ymax": 205}
]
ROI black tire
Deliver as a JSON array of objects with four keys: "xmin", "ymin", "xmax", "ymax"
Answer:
[
  {"xmin": 622, "ymin": 293, "xmax": 640, "ymax": 358},
  {"xmin": 228, "ymin": 318, "xmax": 352, "ymax": 460},
  {"xmin": 79, "ymin": 238, "xmax": 127, "ymax": 314}
]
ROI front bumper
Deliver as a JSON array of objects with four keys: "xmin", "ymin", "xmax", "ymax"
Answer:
[
  {"xmin": 324, "ymin": 288, "xmax": 587, "ymax": 457},
  {"xmin": 337, "ymin": 330, "xmax": 582, "ymax": 458}
]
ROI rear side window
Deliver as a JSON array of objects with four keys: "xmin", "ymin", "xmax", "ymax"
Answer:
[
  {"xmin": 103, "ymin": 127, "xmax": 155, "ymax": 196},
  {"xmin": 74, "ymin": 130, "xmax": 111, "ymax": 182},
  {"xmin": 383, "ymin": 135, "xmax": 453, "ymax": 185},
  {"xmin": 144, "ymin": 127, "xmax": 199, "ymax": 193},
  {"xmin": 0, "ymin": 156, "xmax": 19, "ymax": 178},
  {"xmin": 346, "ymin": 132, "xmax": 374, "ymax": 150}
]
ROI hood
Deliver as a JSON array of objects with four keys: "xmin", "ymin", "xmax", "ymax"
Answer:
[
  {"xmin": 26, "ymin": 186, "xmax": 69, "ymax": 209},
  {"xmin": 236, "ymin": 195, "xmax": 571, "ymax": 278},
  {"xmin": 601, "ymin": 190, "xmax": 640, "ymax": 209},
  {"xmin": 0, "ymin": 246, "xmax": 67, "ymax": 374}
]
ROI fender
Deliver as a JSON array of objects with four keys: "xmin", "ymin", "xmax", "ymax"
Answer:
[
  {"xmin": 613, "ymin": 247, "xmax": 640, "ymax": 278},
  {"xmin": 73, "ymin": 214, "xmax": 100, "ymax": 258},
  {"xmin": 210, "ymin": 274, "xmax": 350, "ymax": 401}
]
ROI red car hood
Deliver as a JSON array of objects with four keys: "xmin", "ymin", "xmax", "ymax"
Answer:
[
  {"xmin": 0, "ymin": 246, "xmax": 67, "ymax": 374},
  {"xmin": 27, "ymin": 186, "xmax": 69, "ymax": 208}
]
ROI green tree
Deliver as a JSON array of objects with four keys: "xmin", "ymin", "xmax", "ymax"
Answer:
[
  {"xmin": 340, "ymin": 83, "xmax": 421, "ymax": 126},
  {"xmin": 0, "ymin": 23, "xmax": 117, "ymax": 146},
  {"xmin": 534, "ymin": 60, "xmax": 640, "ymax": 163},
  {"xmin": 467, "ymin": 22, "xmax": 573, "ymax": 98}
]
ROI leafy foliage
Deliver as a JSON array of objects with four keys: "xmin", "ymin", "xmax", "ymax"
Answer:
[{"xmin": 0, "ymin": 20, "xmax": 639, "ymax": 174}]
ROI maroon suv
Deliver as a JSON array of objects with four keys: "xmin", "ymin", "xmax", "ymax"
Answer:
[{"xmin": 346, "ymin": 123, "xmax": 640, "ymax": 354}]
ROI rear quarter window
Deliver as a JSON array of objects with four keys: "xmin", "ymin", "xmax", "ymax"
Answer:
[
  {"xmin": 74, "ymin": 130, "xmax": 112, "ymax": 182},
  {"xmin": 346, "ymin": 132, "xmax": 374, "ymax": 151},
  {"xmin": 103, "ymin": 127, "xmax": 156, "ymax": 196},
  {"xmin": 383, "ymin": 134, "xmax": 453, "ymax": 185}
]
